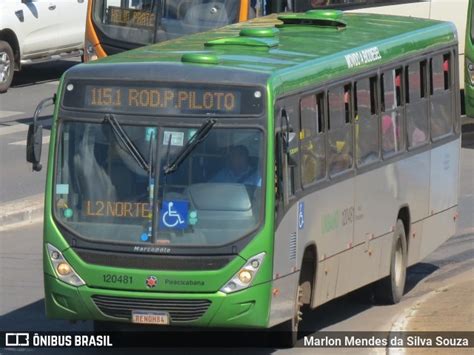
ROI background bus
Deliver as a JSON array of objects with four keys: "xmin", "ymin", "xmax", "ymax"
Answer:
[
  {"xmin": 84, "ymin": 0, "xmax": 257, "ymax": 61},
  {"xmin": 466, "ymin": 0, "xmax": 473, "ymax": 117},
  {"xmin": 85, "ymin": 0, "xmax": 469, "ymax": 96}
]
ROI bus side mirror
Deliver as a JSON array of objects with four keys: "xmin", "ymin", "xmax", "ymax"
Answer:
[
  {"xmin": 26, "ymin": 124, "xmax": 43, "ymax": 172},
  {"xmin": 26, "ymin": 96, "xmax": 54, "ymax": 172}
]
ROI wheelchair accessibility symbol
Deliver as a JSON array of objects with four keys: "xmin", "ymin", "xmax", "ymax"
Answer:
[
  {"xmin": 298, "ymin": 202, "xmax": 304, "ymax": 230},
  {"xmin": 160, "ymin": 201, "xmax": 188, "ymax": 230}
]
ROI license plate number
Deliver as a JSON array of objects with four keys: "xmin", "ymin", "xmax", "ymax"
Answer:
[{"xmin": 131, "ymin": 310, "xmax": 169, "ymax": 325}]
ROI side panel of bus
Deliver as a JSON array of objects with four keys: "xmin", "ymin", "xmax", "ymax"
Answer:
[
  {"xmin": 269, "ymin": 45, "xmax": 460, "ymax": 323},
  {"xmin": 466, "ymin": 0, "xmax": 474, "ymax": 117}
]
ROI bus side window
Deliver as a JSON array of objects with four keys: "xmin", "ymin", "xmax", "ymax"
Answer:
[
  {"xmin": 300, "ymin": 92, "xmax": 326, "ymax": 186},
  {"xmin": 355, "ymin": 76, "xmax": 379, "ymax": 166},
  {"xmin": 277, "ymin": 97, "xmax": 301, "ymax": 200},
  {"xmin": 328, "ymin": 84, "xmax": 353, "ymax": 176},
  {"xmin": 381, "ymin": 68, "xmax": 405, "ymax": 158},
  {"xmin": 430, "ymin": 53, "xmax": 453, "ymax": 140},
  {"xmin": 405, "ymin": 61, "xmax": 429, "ymax": 148}
]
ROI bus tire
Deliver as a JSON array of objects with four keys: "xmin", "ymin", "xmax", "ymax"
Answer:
[
  {"xmin": 0, "ymin": 41, "xmax": 14, "ymax": 93},
  {"xmin": 375, "ymin": 219, "xmax": 407, "ymax": 304}
]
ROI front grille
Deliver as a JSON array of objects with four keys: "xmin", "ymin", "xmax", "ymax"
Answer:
[
  {"xmin": 92, "ymin": 295, "xmax": 211, "ymax": 322},
  {"xmin": 74, "ymin": 248, "xmax": 233, "ymax": 271}
]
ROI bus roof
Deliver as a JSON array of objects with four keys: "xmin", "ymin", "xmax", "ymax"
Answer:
[{"xmin": 74, "ymin": 11, "xmax": 457, "ymax": 96}]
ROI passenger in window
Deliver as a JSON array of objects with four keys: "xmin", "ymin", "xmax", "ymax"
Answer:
[
  {"xmin": 329, "ymin": 89, "xmax": 352, "ymax": 174},
  {"xmin": 301, "ymin": 140, "xmax": 325, "ymax": 185},
  {"xmin": 411, "ymin": 126, "xmax": 427, "ymax": 146},
  {"xmin": 395, "ymin": 72, "xmax": 402, "ymax": 104},
  {"xmin": 443, "ymin": 58, "xmax": 449, "ymax": 89},
  {"xmin": 382, "ymin": 115, "xmax": 396, "ymax": 154},
  {"xmin": 329, "ymin": 134, "xmax": 352, "ymax": 174},
  {"xmin": 431, "ymin": 103, "xmax": 451, "ymax": 138},
  {"xmin": 211, "ymin": 145, "xmax": 261, "ymax": 186}
]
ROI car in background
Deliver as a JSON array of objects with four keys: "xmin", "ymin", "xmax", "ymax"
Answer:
[{"xmin": 0, "ymin": 0, "xmax": 87, "ymax": 93}]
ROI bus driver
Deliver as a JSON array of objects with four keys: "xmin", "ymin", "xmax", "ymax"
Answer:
[{"xmin": 211, "ymin": 145, "xmax": 261, "ymax": 186}]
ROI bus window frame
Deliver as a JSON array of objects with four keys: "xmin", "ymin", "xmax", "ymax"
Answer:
[
  {"xmin": 299, "ymin": 91, "xmax": 327, "ymax": 189},
  {"xmin": 405, "ymin": 59, "xmax": 430, "ymax": 150},
  {"xmin": 380, "ymin": 66, "xmax": 406, "ymax": 159},
  {"xmin": 327, "ymin": 82, "xmax": 354, "ymax": 178},
  {"xmin": 353, "ymin": 74, "xmax": 381, "ymax": 168},
  {"xmin": 276, "ymin": 98, "xmax": 302, "ymax": 203},
  {"xmin": 429, "ymin": 50, "xmax": 456, "ymax": 142}
]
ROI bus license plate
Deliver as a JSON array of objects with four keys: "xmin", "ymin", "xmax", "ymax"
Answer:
[{"xmin": 131, "ymin": 310, "xmax": 169, "ymax": 325}]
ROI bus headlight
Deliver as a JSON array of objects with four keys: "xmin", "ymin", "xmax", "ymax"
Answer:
[
  {"xmin": 220, "ymin": 253, "xmax": 265, "ymax": 294},
  {"xmin": 57, "ymin": 262, "xmax": 71, "ymax": 276},
  {"xmin": 468, "ymin": 59, "xmax": 474, "ymax": 86},
  {"xmin": 47, "ymin": 244, "xmax": 85, "ymax": 286}
]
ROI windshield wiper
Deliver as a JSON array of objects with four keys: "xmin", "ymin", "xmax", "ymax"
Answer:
[
  {"xmin": 104, "ymin": 114, "xmax": 150, "ymax": 173},
  {"xmin": 163, "ymin": 118, "xmax": 217, "ymax": 175}
]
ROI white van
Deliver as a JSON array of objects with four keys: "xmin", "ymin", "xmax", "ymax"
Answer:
[{"xmin": 0, "ymin": 0, "xmax": 87, "ymax": 93}]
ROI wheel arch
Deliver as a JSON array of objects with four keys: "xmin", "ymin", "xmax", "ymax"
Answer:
[
  {"xmin": 397, "ymin": 205, "xmax": 411, "ymax": 251},
  {"xmin": 0, "ymin": 29, "xmax": 21, "ymax": 70},
  {"xmin": 299, "ymin": 242, "xmax": 317, "ymax": 308}
]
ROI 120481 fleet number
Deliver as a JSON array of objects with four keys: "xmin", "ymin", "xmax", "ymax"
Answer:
[{"xmin": 103, "ymin": 274, "xmax": 133, "ymax": 284}]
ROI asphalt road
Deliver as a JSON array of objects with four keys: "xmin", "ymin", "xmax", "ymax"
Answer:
[{"xmin": 0, "ymin": 59, "xmax": 80, "ymax": 203}]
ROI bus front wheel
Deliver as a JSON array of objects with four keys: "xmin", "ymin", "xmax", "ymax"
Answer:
[
  {"xmin": 274, "ymin": 284, "xmax": 304, "ymax": 348},
  {"xmin": 375, "ymin": 219, "xmax": 407, "ymax": 304}
]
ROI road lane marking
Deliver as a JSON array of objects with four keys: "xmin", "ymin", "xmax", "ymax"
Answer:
[
  {"xmin": 0, "ymin": 124, "xmax": 29, "ymax": 137},
  {"xmin": 9, "ymin": 135, "xmax": 50, "ymax": 146},
  {"xmin": 0, "ymin": 119, "xmax": 52, "ymax": 137},
  {"xmin": 0, "ymin": 111, "xmax": 24, "ymax": 119}
]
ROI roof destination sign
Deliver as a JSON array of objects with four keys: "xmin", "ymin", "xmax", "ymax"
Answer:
[
  {"xmin": 62, "ymin": 81, "xmax": 263, "ymax": 116},
  {"xmin": 344, "ymin": 46, "xmax": 382, "ymax": 69}
]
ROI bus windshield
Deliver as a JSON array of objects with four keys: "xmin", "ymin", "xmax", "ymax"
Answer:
[
  {"xmin": 92, "ymin": 0, "xmax": 240, "ymax": 45},
  {"xmin": 54, "ymin": 121, "xmax": 264, "ymax": 247}
]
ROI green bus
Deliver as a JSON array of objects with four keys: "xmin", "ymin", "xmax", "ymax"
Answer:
[
  {"xmin": 27, "ymin": 10, "xmax": 461, "ymax": 347},
  {"xmin": 466, "ymin": 0, "xmax": 474, "ymax": 117}
]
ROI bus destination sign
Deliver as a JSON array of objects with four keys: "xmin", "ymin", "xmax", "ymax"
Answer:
[
  {"xmin": 62, "ymin": 82, "xmax": 263, "ymax": 116},
  {"xmin": 107, "ymin": 6, "xmax": 156, "ymax": 29},
  {"xmin": 86, "ymin": 86, "xmax": 240, "ymax": 113}
]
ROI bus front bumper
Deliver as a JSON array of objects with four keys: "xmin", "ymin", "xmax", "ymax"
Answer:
[{"xmin": 44, "ymin": 274, "xmax": 271, "ymax": 328}]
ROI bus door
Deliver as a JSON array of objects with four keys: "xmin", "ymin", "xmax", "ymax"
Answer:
[{"xmin": 274, "ymin": 100, "xmax": 302, "ymax": 278}]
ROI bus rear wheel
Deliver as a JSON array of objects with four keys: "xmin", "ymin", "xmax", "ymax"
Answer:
[{"xmin": 375, "ymin": 219, "xmax": 407, "ymax": 304}]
